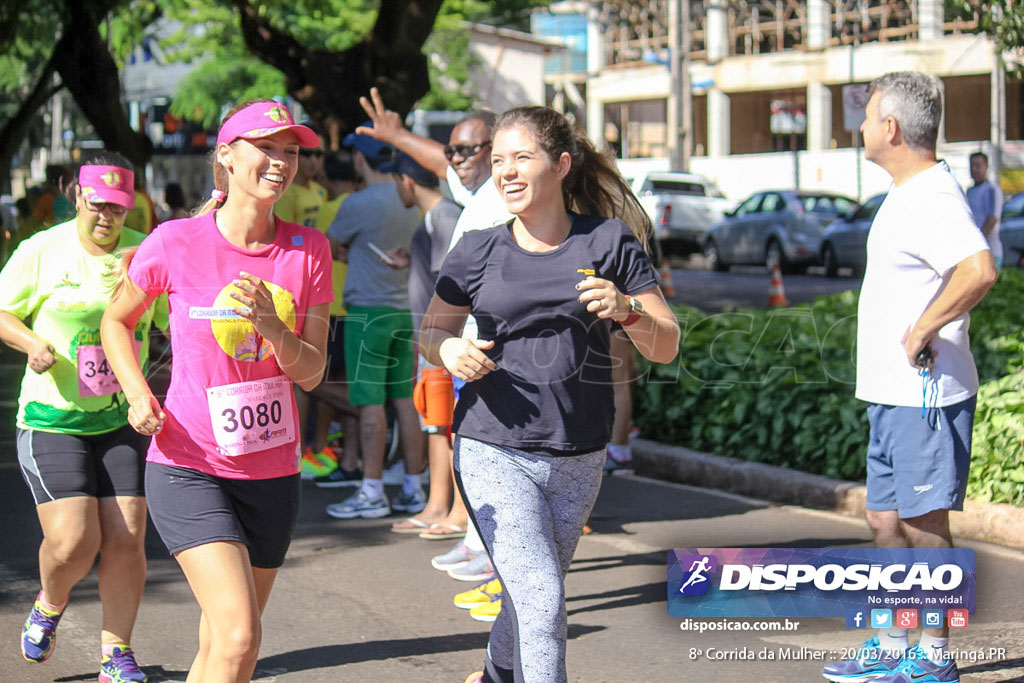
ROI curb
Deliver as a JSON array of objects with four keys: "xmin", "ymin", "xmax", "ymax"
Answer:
[{"xmin": 631, "ymin": 438, "xmax": 1024, "ymax": 549}]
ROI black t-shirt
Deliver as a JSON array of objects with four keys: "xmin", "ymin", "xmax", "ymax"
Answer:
[
  {"xmin": 435, "ymin": 213, "xmax": 658, "ymax": 453},
  {"xmin": 409, "ymin": 198, "xmax": 461, "ymax": 320}
]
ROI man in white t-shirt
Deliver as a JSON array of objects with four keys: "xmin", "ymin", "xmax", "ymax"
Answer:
[
  {"xmin": 824, "ymin": 72, "xmax": 997, "ymax": 683},
  {"xmin": 966, "ymin": 151, "xmax": 1004, "ymax": 270}
]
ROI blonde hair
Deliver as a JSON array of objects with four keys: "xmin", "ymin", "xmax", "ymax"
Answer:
[
  {"xmin": 108, "ymin": 246, "xmax": 139, "ymax": 302},
  {"xmin": 195, "ymin": 97, "xmax": 279, "ymax": 216}
]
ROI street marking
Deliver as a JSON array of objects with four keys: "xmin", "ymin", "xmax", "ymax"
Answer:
[
  {"xmin": 583, "ymin": 531, "xmax": 663, "ymax": 555},
  {"xmin": 629, "ymin": 472, "xmax": 773, "ymax": 507}
]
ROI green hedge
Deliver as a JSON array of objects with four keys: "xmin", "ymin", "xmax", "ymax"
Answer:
[{"xmin": 635, "ymin": 268, "xmax": 1024, "ymax": 505}]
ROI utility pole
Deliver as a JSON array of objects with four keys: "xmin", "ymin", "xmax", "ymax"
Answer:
[
  {"xmin": 668, "ymin": 0, "xmax": 692, "ymax": 171},
  {"xmin": 991, "ymin": 47, "xmax": 1005, "ymax": 181}
]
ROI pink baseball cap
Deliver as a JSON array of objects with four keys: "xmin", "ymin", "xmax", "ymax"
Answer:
[
  {"xmin": 216, "ymin": 101, "xmax": 319, "ymax": 148},
  {"xmin": 78, "ymin": 165, "xmax": 135, "ymax": 209}
]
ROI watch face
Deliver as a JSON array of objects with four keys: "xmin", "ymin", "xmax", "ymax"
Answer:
[{"xmin": 630, "ymin": 296, "xmax": 644, "ymax": 314}]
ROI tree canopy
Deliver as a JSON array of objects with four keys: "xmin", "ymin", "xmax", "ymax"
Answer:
[
  {"xmin": 162, "ymin": 0, "xmax": 544, "ymax": 147},
  {"xmin": 949, "ymin": 1, "xmax": 1024, "ymax": 75},
  {"xmin": 0, "ymin": 0, "xmax": 160, "ymax": 190},
  {"xmin": 0, "ymin": 0, "xmax": 546, "ymax": 191}
]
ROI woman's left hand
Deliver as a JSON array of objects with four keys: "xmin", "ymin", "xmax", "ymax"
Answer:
[
  {"xmin": 231, "ymin": 271, "xmax": 286, "ymax": 338},
  {"xmin": 576, "ymin": 276, "xmax": 628, "ymax": 321}
]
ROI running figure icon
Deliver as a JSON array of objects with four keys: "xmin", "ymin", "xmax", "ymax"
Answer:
[{"xmin": 679, "ymin": 556, "xmax": 712, "ymax": 594}]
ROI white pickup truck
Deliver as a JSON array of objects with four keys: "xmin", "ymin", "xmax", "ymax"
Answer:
[{"xmin": 631, "ymin": 172, "xmax": 733, "ymax": 256}]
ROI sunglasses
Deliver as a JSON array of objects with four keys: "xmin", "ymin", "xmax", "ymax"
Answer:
[
  {"xmin": 443, "ymin": 141, "xmax": 491, "ymax": 162},
  {"xmin": 83, "ymin": 199, "xmax": 128, "ymax": 216},
  {"xmin": 300, "ymin": 149, "xmax": 324, "ymax": 158}
]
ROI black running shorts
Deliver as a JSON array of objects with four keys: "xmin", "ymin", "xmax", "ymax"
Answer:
[
  {"xmin": 17, "ymin": 425, "xmax": 148, "ymax": 504},
  {"xmin": 145, "ymin": 463, "xmax": 301, "ymax": 569}
]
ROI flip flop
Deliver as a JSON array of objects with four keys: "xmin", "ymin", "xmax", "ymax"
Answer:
[
  {"xmin": 418, "ymin": 523, "xmax": 467, "ymax": 540},
  {"xmin": 390, "ymin": 517, "xmax": 433, "ymax": 534}
]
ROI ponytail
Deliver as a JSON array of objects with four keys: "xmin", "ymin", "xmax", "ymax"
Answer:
[
  {"xmin": 196, "ymin": 157, "xmax": 228, "ymax": 216},
  {"xmin": 563, "ymin": 130, "xmax": 652, "ymax": 254},
  {"xmin": 108, "ymin": 245, "xmax": 139, "ymax": 301}
]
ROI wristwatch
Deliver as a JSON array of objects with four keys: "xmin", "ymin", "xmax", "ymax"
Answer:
[{"xmin": 621, "ymin": 295, "xmax": 644, "ymax": 326}]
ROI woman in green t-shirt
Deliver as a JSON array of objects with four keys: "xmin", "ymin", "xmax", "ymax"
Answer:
[{"xmin": 0, "ymin": 152, "xmax": 161, "ymax": 682}]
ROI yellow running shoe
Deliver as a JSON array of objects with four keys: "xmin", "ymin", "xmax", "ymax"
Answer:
[
  {"xmin": 453, "ymin": 578, "xmax": 502, "ymax": 610},
  {"xmin": 469, "ymin": 596, "xmax": 501, "ymax": 623}
]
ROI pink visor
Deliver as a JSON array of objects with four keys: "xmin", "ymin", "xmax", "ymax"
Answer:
[
  {"xmin": 216, "ymin": 101, "xmax": 319, "ymax": 148},
  {"xmin": 79, "ymin": 165, "xmax": 134, "ymax": 209}
]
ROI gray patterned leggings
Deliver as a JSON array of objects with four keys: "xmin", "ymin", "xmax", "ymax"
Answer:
[{"xmin": 454, "ymin": 436, "xmax": 605, "ymax": 683}]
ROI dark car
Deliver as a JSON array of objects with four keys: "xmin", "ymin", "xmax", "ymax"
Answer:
[
  {"xmin": 819, "ymin": 193, "xmax": 886, "ymax": 277},
  {"xmin": 703, "ymin": 190, "xmax": 858, "ymax": 272},
  {"xmin": 1000, "ymin": 191, "xmax": 1024, "ymax": 268}
]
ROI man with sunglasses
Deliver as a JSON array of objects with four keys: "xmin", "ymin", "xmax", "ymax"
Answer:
[
  {"xmin": 353, "ymin": 88, "xmax": 512, "ymax": 258},
  {"xmin": 274, "ymin": 130, "xmax": 328, "ymax": 231}
]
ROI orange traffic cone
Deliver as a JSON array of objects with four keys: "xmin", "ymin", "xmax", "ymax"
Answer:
[
  {"xmin": 767, "ymin": 261, "xmax": 789, "ymax": 307},
  {"xmin": 658, "ymin": 258, "xmax": 676, "ymax": 298}
]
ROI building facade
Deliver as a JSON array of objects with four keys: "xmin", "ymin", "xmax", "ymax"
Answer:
[{"xmin": 537, "ymin": 1, "xmax": 1014, "ymax": 200}]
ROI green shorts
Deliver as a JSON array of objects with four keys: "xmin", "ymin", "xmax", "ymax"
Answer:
[{"xmin": 344, "ymin": 306, "xmax": 415, "ymax": 406}]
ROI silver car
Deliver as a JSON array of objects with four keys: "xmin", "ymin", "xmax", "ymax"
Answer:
[
  {"xmin": 1000, "ymin": 191, "xmax": 1024, "ymax": 268},
  {"xmin": 820, "ymin": 193, "xmax": 886, "ymax": 277},
  {"xmin": 703, "ymin": 190, "xmax": 858, "ymax": 272}
]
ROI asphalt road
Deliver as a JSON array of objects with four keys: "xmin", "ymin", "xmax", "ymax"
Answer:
[
  {"xmin": 1, "ymin": 354, "xmax": 1023, "ymax": 683},
  {"xmin": 665, "ymin": 257, "xmax": 859, "ymax": 312}
]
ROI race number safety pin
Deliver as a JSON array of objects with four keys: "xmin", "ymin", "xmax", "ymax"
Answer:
[{"xmin": 189, "ymin": 307, "xmax": 248, "ymax": 319}]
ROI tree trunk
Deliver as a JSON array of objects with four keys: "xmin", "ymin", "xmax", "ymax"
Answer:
[
  {"xmin": 234, "ymin": 0, "xmax": 444, "ymax": 149},
  {"xmin": 51, "ymin": 1, "xmax": 152, "ymax": 166},
  {"xmin": 0, "ymin": 56, "xmax": 62, "ymax": 194}
]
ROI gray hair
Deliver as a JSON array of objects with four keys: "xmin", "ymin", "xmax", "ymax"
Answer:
[{"xmin": 868, "ymin": 72, "xmax": 943, "ymax": 152}]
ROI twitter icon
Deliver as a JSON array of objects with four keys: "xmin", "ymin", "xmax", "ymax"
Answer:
[{"xmin": 870, "ymin": 609, "xmax": 892, "ymax": 629}]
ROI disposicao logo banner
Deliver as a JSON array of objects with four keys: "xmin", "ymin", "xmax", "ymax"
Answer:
[{"xmin": 667, "ymin": 548, "xmax": 976, "ymax": 618}]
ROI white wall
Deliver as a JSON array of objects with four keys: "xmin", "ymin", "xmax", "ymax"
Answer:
[{"xmin": 470, "ymin": 37, "xmax": 548, "ymax": 112}]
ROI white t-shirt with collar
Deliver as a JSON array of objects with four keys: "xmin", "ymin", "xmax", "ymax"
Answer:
[
  {"xmin": 444, "ymin": 165, "xmax": 513, "ymax": 339},
  {"xmin": 445, "ymin": 165, "xmax": 512, "ymax": 252},
  {"xmin": 855, "ymin": 162, "xmax": 990, "ymax": 408}
]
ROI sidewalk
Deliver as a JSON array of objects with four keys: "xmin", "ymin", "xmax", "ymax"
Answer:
[{"xmin": 631, "ymin": 438, "xmax": 1024, "ymax": 549}]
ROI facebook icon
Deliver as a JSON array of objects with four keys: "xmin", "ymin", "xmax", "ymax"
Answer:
[{"xmin": 845, "ymin": 609, "xmax": 866, "ymax": 629}]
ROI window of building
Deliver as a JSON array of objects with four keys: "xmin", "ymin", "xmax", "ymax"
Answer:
[{"xmin": 604, "ymin": 99, "xmax": 667, "ymax": 159}]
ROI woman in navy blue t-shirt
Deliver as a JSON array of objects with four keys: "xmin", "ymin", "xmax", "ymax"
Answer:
[{"xmin": 421, "ymin": 106, "xmax": 680, "ymax": 682}]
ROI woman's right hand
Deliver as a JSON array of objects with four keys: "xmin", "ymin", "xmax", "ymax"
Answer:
[
  {"xmin": 128, "ymin": 393, "xmax": 166, "ymax": 436},
  {"xmin": 439, "ymin": 337, "xmax": 497, "ymax": 382},
  {"xmin": 27, "ymin": 338, "xmax": 56, "ymax": 374}
]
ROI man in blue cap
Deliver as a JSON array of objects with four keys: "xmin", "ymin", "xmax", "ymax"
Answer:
[{"xmin": 326, "ymin": 125, "xmax": 425, "ymax": 520}]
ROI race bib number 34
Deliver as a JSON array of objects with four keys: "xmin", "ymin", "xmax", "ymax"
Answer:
[
  {"xmin": 206, "ymin": 376, "xmax": 296, "ymax": 456},
  {"xmin": 78, "ymin": 343, "xmax": 139, "ymax": 397}
]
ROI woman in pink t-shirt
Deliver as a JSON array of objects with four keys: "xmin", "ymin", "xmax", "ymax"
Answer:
[{"xmin": 101, "ymin": 100, "xmax": 332, "ymax": 682}]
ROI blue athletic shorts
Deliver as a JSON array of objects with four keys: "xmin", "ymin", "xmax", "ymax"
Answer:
[{"xmin": 865, "ymin": 395, "xmax": 976, "ymax": 519}]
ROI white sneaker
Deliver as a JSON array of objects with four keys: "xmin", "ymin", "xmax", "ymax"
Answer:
[
  {"xmin": 392, "ymin": 488, "xmax": 427, "ymax": 514},
  {"xmin": 326, "ymin": 490, "xmax": 391, "ymax": 519},
  {"xmin": 430, "ymin": 540, "xmax": 476, "ymax": 571}
]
